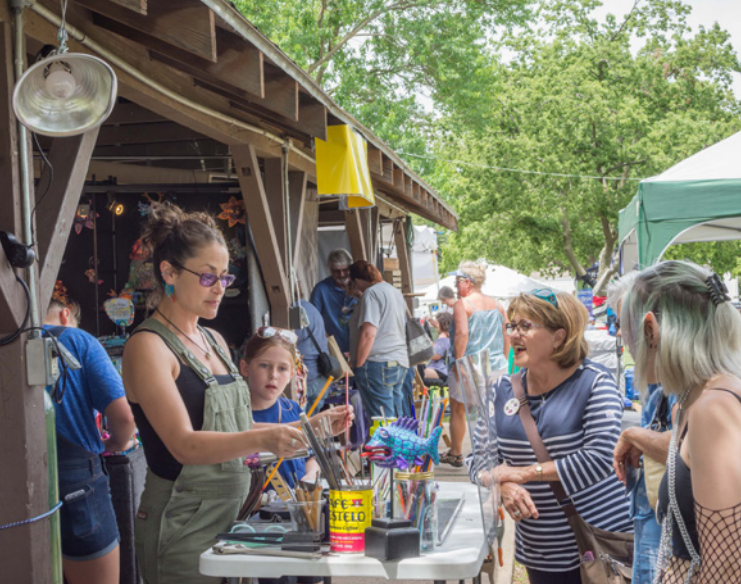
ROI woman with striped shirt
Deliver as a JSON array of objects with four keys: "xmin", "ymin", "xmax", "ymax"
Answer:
[{"xmin": 468, "ymin": 290, "xmax": 632, "ymax": 584}]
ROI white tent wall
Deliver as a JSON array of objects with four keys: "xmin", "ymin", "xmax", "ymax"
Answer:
[{"xmin": 380, "ymin": 224, "xmax": 440, "ymax": 290}]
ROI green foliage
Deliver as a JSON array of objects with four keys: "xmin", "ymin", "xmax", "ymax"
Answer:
[
  {"xmin": 432, "ymin": 0, "xmax": 741, "ymax": 282},
  {"xmin": 663, "ymin": 241, "xmax": 741, "ymax": 277}
]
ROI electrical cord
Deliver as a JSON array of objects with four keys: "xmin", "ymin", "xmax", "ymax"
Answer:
[
  {"xmin": 0, "ymin": 501, "xmax": 63, "ymax": 531},
  {"xmin": 31, "ymin": 131, "xmax": 54, "ymax": 251},
  {"xmin": 22, "ymin": 325, "xmax": 70, "ymax": 403},
  {"xmin": 0, "ymin": 273, "xmax": 31, "ymax": 346}
]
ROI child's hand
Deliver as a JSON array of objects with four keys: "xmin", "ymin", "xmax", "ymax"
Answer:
[
  {"xmin": 265, "ymin": 425, "xmax": 307, "ymax": 458},
  {"xmin": 319, "ymin": 405, "xmax": 355, "ymax": 436}
]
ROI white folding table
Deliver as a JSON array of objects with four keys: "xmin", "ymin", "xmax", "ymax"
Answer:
[{"xmin": 199, "ymin": 482, "xmax": 488, "ymax": 584}]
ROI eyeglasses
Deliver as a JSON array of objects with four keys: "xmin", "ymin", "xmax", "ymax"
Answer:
[
  {"xmin": 505, "ymin": 320, "xmax": 545, "ymax": 335},
  {"xmin": 529, "ymin": 288, "xmax": 558, "ymax": 308},
  {"xmin": 175, "ymin": 264, "xmax": 236, "ymax": 288},
  {"xmin": 257, "ymin": 327, "xmax": 298, "ymax": 345}
]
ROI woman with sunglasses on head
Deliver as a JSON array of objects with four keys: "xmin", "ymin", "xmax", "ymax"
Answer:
[
  {"xmin": 443, "ymin": 260, "xmax": 510, "ymax": 467},
  {"xmin": 123, "ymin": 205, "xmax": 351, "ymax": 584},
  {"xmin": 620, "ymin": 261, "xmax": 741, "ymax": 584},
  {"xmin": 468, "ymin": 290, "xmax": 631, "ymax": 584}
]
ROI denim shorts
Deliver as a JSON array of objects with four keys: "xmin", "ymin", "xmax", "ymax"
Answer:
[
  {"xmin": 354, "ymin": 361, "xmax": 407, "ymax": 418},
  {"xmin": 58, "ymin": 455, "xmax": 120, "ymax": 561}
]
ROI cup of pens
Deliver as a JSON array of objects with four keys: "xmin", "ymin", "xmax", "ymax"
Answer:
[
  {"xmin": 393, "ymin": 471, "xmax": 438, "ymax": 552},
  {"xmin": 286, "ymin": 498, "xmax": 325, "ymax": 536}
]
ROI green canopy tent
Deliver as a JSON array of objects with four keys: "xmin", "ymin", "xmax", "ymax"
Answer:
[{"xmin": 618, "ymin": 130, "xmax": 741, "ymax": 272}]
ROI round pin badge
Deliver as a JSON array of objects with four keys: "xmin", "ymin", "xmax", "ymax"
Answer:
[{"xmin": 504, "ymin": 397, "xmax": 521, "ymax": 416}]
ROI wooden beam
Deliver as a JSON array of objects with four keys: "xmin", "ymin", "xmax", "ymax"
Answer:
[
  {"xmin": 109, "ymin": 0, "xmax": 147, "ymax": 15},
  {"xmin": 345, "ymin": 209, "xmax": 368, "ymax": 262},
  {"xmin": 370, "ymin": 206, "xmax": 380, "ymax": 264},
  {"xmin": 95, "ymin": 122, "xmax": 208, "ymax": 146},
  {"xmin": 85, "ymin": 161, "xmax": 215, "ymax": 184},
  {"xmin": 263, "ymin": 157, "xmax": 288, "ymax": 276},
  {"xmin": 393, "ymin": 218, "xmax": 415, "ymax": 313},
  {"xmin": 289, "ymin": 171, "xmax": 307, "ymax": 266},
  {"xmin": 232, "ymin": 144, "xmax": 290, "ymax": 327},
  {"xmin": 75, "ymin": 0, "xmax": 218, "ymax": 62},
  {"xmin": 393, "ymin": 166, "xmax": 404, "ymax": 189},
  {"xmin": 0, "ymin": 21, "xmax": 55, "ymax": 584},
  {"xmin": 367, "ymin": 145, "xmax": 383, "ymax": 175},
  {"xmin": 103, "ymin": 101, "xmax": 166, "ymax": 125},
  {"xmin": 36, "ymin": 129, "xmax": 100, "ymax": 313},
  {"xmin": 263, "ymin": 71, "xmax": 299, "ymax": 122},
  {"xmin": 0, "ymin": 22, "xmax": 25, "ymax": 330},
  {"xmin": 298, "ymin": 101, "xmax": 327, "ymax": 142}
]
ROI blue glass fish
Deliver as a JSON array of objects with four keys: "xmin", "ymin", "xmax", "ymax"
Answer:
[{"xmin": 365, "ymin": 417, "xmax": 442, "ymax": 470}]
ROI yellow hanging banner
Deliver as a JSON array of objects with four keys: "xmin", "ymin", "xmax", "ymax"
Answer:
[{"xmin": 315, "ymin": 125, "xmax": 375, "ymax": 208}]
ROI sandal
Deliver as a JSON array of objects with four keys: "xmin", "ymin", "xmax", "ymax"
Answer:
[{"xmin": 440, "ymin": 450, "xmax": 464, "ymax": 468}]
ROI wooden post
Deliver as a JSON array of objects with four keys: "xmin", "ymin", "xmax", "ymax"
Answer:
[
  {"xmin": 232, "ymin": 144, "xmax": 291, "ymax": 327},
  {"xmin": 288, "ymin": 171, "xmax": 307, "ymax": 268},
  {"xmin": 263, "ymin": 157, "xmax": 288, "ymax": 276},
  {"xmin": 344, "ymin": 209, "xmax": 368, "ymax": 262},
  {"xmin": 0, "ymin": 20, "xmax": 53, "ymax": 584},
  {"xmin": 393, "ymin": 218, "xmax": 415, "ymax": 313}
]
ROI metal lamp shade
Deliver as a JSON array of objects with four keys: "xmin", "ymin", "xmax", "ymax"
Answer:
[{"xmin": 13, "ymin": 53, "xmax": 117, "ymax": 137}]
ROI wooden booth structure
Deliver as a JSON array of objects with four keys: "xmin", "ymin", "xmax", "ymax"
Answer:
[{"xmin": 0, "ymin": 0, "xmax": 457, "ymax": 581}]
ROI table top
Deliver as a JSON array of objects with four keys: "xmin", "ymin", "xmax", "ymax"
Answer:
[{"xmin": 200, "ymin": 481, "xmax": 487, "ymax": 580}]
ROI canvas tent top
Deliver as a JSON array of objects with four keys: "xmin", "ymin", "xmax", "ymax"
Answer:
[{"xmin": 618, "ymin": 130, "xmax": 741, "ymax": 271}]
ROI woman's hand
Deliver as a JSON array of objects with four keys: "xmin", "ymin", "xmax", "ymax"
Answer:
[
  {"xmin": 501, "ymin": 482, "xmax": 539, "ymax": 522},
  {"xmin": 264, "ymin": 425, "xmax": 308, "ymax": 458},
  {"xmin": 613, "ymin": 427, "xmax": 643, "ymax": 483},
  {"xmin": 315, "ymin": 405, "xmax": 355, "ymax": 436}
]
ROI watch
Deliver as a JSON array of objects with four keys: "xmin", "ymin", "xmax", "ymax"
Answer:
[{"xmin": 535, "ymin": 464, "xmax": 544, "ymax": 482}]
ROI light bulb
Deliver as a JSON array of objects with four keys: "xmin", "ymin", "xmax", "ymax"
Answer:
[
  {"xmin": 45, "ymin": 64, "xmax": 77, "ymax": 100},
  {"xmin": 114, "ymin": 203, "xmax": 124, "ymax": 216}
]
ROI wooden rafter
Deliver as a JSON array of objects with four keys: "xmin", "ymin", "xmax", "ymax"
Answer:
[
  {"xmin": 289, "ymin": 171, "xmax": 308, "ymax": 266},
  {"xmin": 36, "ymin": 130, "xmax": 100, "ymax": 313},
  {"xmin": 345, "ymin": 209, "xmax": 368, "ymax": 261},
  {"xmin": 393, "ymin": 218, "xmax": 415, "ymax": 313},
  {"xmin": 232, "ymin": 144, "xmax": 291, "ymax": 327}
]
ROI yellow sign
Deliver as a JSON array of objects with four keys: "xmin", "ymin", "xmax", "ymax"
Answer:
[
  {"xmin": 329, "ymin": 487, "xmax": 373, "ymax": 553},
  {"xmin": 315, "ymin": 125, "xmax": 375, "ymax": 208}
]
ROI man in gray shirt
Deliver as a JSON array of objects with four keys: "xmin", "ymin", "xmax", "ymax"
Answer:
[{"xmin": 349, "ymin": 260, "xmax": 409, "ymax": 418}]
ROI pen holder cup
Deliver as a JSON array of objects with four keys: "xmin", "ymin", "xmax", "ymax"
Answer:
[
  {"xmin": 393, "ymin": 471, "xmax": 437, "ymax": 552},
  {"xmin": 286, "ymin": 500, "xmax": 324, "ymax": 536}
]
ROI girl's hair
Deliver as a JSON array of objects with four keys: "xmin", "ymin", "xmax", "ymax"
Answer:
[
  {"xmin": 507, "ymin": 291, "xmax": 589, "ymax": 369},
  {"xmin": 239, "ymin": 334, "xmax": 297, "ymax": 369},
  {"xmin": 621, "ymin": 260, "xmax": 741, "ymax": 397},
  {"xmin": 438, "ymin": 286, "xmax": 455, "ymax": 300},
  {"xmin": 458, "ymin": 260, "xmax": 486, "ymax": 288},
  {"xmin": 349, "ymin": 260, "xmax": 384, "ymax": 284},
  {"xmin": 437, "ymin": 312, "xmax": 453, "ymax": 333},
  {"xmin": 140, "ymin": 203, "xmax": 226, "ymax": 308}
]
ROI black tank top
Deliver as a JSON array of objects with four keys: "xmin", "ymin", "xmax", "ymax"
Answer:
[
  {"xmin": 128, "ymin": 329, "xmax": 234, "ymax": 481},
  {"xmin": 657, "ymin": 388, "xmax": 741, "ymax": 560}
]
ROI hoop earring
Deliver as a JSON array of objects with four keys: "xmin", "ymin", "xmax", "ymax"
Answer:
[{"xmin": 165, "ymin": 283, "xmax": 174, "ymax": 298}]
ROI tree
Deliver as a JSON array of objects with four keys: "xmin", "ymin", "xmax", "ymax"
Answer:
[
  {"xmin": 431, "ymin": 0, "xmax": 741, "ymax": 291},
  {"xmin": 232, "ymin": 0, "xmax": 529, "ymax": 156}
]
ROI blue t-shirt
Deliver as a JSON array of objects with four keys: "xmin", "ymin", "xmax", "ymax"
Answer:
[
  {"xmin": 295, "ymin": 300, "xmax": 329, "ymax": 383},
  {"xmin": 309, "ymin": 276, "xmax": 357, "ymax": 354},
  {"xmin": 43, "ymin": 325, "xmax": 126, "ymax": 454},
  {"xmin": 251, "ymin": 397, "xmax": 307, "ymax": 489}
]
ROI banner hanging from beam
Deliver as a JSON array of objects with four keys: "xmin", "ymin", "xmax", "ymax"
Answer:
[{"xmin": 315, "ymin": 125, "xmax": 375, "ymax": 208}]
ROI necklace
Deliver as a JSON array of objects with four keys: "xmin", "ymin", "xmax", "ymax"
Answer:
[{"xmin": 155, "ymin": 308, "xmax": 212, "ymax": 360}]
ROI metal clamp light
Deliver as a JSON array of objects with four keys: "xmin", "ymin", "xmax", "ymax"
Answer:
[{"xmin": 12, "ymin": 4, "xmax": 117, "ymax": 137}]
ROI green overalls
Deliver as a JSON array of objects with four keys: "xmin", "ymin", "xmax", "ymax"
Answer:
[{"xmin": 132, "ymin": 318, "xmax": 252, "ymax": 584}]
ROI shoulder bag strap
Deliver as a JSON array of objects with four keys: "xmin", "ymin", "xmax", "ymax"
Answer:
[
  {"xmin": 510, "ymin": 372, "xmax": 578, "ymax": 518},
  {"xmin": 305, "ymin": 324, "xmax": 323, "ymax": 353}
]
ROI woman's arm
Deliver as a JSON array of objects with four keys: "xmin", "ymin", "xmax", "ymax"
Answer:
[
  {"xmin": 123, "ymin": 333, "xmax": 305, "ymax": 465},
  {"xmin": 688, "ymin": 389, "xmax": 741, "ymax": 581},
  {"xmin": 453, "ymin": 300, "xmax": 469, "ymax": 360}
]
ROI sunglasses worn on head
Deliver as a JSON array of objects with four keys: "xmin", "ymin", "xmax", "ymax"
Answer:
[
  {"xmin": 529, "ymin": 288, "xmax": 558, "ymax": 309},
  {"xmin": 175, "ymin": 264, "xmax": 236, "ymax": 288},
  {"xmin": 257, "ymin": 326, "xmax": 298, "ymax": 345}
]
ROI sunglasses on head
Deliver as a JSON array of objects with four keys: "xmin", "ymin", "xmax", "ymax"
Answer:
[
  {"xmin": 256, "ymin": 327, "xmax": 298, "ymax": 345},
  {"xmin": 529, "ymin": 288, "xmax": 558, "ymax": 309},
  {"xmin": 174, "ymin": 264, "xmax": 236, "ymax": 288}
]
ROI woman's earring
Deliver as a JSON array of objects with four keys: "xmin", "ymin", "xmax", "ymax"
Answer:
[{"xmin": 165, "ymin": 283, "xmax": 174, "ymax": 298}]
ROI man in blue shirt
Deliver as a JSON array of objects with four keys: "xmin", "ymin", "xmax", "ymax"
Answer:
[
  {"xmin": 295, "ymin": 299, "xmax": 331, "ymax": 412},
  {"xmin": 310, "ymin": 249, "xmax": 357, "ymax": 354},
  {"xmin": 44, "ymin": 298, "xmax": 135, "ymax": 584}
]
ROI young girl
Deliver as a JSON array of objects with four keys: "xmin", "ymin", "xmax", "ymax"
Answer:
[{"xmin": 239, "ymin": 328, "xmax": 341, "ymax": 487}]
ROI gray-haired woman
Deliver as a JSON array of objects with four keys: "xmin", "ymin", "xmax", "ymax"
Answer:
[{"xmin": 621, "ymin": 260, "xmax": 741, "ymax": 584}]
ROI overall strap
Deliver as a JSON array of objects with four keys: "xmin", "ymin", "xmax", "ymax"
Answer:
[
  {"xmin": 510, "ymin": 372, "xmax": 577, "ymax": 517},
  {"xmin": 133, "ymin": 318, "xmax": 217, "ymax": 384}
]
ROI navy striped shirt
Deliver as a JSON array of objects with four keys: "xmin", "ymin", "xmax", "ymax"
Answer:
[{"xmin": 466, "ymin": 361, "xmax": 632, "ymax": 571}]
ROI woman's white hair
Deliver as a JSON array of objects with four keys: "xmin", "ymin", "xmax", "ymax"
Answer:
[
  {"xmin": 621, "ymin": 260, "xmax": 741, "ymax": 397},
  {"xmin": 458, "ymin": 260, "xmax": 487, "ymax": 288},
  {"xmin": 605, "ymin": 272, "xmax": 639, "ymax": 312}
]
